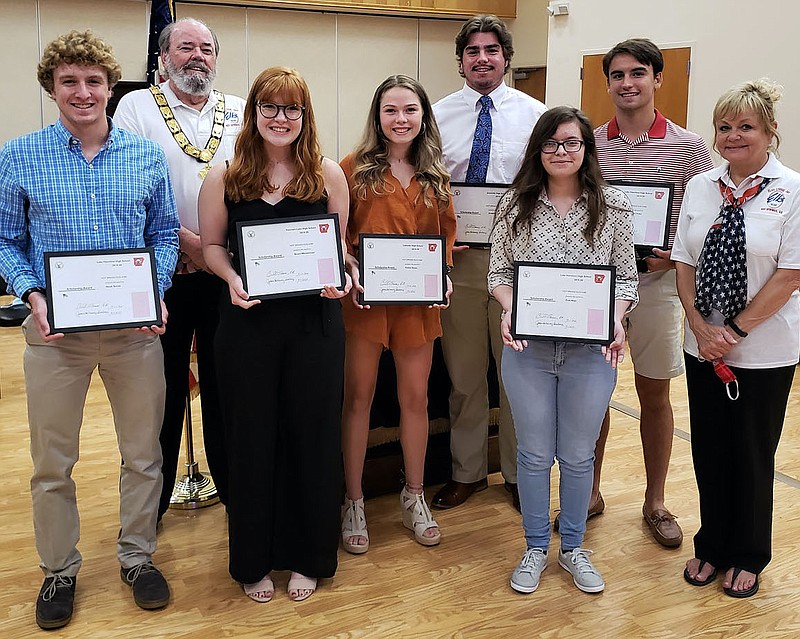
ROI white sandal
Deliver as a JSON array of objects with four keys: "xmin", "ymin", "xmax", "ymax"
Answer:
[
  {"xmin": 400, "ymin": 486, "xmax": 441, "ymax": 546},
  {"xmin": 341, "ymin": 496, "xmax": 369, "ymax": 554},
  {"xmin": 243, "ymin": 574, "xmax": 274, "ymax": 603},
  {"xmin": 288, "ymin": 573, "xmax": 317, "ymax": 602}
]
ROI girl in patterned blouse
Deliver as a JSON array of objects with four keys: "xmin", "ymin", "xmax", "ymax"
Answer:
[{"xmin": 488, "ymin": 106, "xmax": 637, "ymax": 596}]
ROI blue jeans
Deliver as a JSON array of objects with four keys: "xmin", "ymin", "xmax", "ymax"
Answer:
[{"xmin": 502, "ymin": 341, "xmax": 617, "ymax": 551}]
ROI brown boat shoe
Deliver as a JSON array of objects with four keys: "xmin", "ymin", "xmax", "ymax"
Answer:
[{"xmin": 643, "ymin": 505, "xmax": 683, "ymax": 548}]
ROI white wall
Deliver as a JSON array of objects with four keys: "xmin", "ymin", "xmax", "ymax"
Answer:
[
  {"xmin": 509, "ymin": 0, "xmax": 549, "ymax": 68},
  {"xmin": 544, "ymin": 0, "xmax": 800, "ymax": 168}
]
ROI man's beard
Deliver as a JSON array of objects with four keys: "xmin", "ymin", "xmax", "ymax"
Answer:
[{"xmin": 164, "ymin": 56, "xmax": 216, "ymax": 97}]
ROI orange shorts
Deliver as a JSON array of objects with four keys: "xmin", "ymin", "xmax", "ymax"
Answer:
[{"xmin": 340, "ymin": 297, "xmax": 442, "ymax": 350}]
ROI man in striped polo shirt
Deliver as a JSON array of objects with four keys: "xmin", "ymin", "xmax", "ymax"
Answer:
[{"xmin": 590, "ymin": 39, "xmax": 714, "ymax": 548}]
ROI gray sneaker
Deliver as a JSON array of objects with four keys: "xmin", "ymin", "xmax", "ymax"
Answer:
[
  {"xmin": 558, "ymin": 548, "xmax": 605, "ymax": 593},
  {"xmin": 510, "ymin": 548, "xmax": 548, "ymax": 593}
]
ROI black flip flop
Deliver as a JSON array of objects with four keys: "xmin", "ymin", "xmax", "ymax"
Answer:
[
  {"xmin": 723, "ymin": 568, "xmax": 759, "ymax": 598},
  {"xmin": 683, "ymin": 560, "xmax": 718, "ymax": 586}
]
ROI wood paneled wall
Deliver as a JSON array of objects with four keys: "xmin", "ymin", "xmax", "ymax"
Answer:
[{"xmin": 182, "ymin": 0, "xmax": 516, "ymax": 19}]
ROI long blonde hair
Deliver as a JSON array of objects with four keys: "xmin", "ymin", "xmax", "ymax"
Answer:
[
  {"xmin": 225, "ymin": 67, "xmax": 325, "ymax": 203},
  {"xmin": 349, "ymin": 75, "xmax": 451, "ymax": 209}
]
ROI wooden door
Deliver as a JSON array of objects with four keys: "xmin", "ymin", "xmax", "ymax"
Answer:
[
  {"xmin": 513, "ymin": 67, "xmax": 547, "ymax": 103},
  {"xmin": 580, "ymin": 47, "xmax": 691, "ymax": 129}
]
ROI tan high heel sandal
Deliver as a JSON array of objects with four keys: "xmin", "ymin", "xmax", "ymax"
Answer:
[
  {"xmin": 341, "ymin": 496, "xmax": 369, "ymax": 554},
  {"xmin": 400, "ymin": 486, "xmax": 441, "ymax": 546}
]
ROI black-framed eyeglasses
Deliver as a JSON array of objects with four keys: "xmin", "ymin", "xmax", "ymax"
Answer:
[
  {"xmin": 541, "ymin": 139, "xmax": 585, "ymax": 154},
  {"xmin": 256, "ymin": 102, "xmax": 305, "ymax": 120}
]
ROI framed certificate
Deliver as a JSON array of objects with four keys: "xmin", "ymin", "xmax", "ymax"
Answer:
[
  {"xmin": 237, "ymin": 214, "xmax": 345, "ymax": 300},
  {"xmin": 608, "ymin": 180, "xmax": 674, "ymax": 251},
  {"xmin": 358, "ymin": 234, "xmax": 446, "ymax": 306},
  {"xmin": 451, "ymin": 182, "xmax": 509, "ymax": 247},
  {"xmin": 511, "ymin": 262, "xmax": 615, "ymax": 344},
  {"xmin": 44, "ymin": 247, "xmax": 161, "ymax": 333}
]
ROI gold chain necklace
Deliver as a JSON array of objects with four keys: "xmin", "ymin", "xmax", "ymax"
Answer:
[{"xmin": 149, "ymin": 85, "xmax": 225, "ymax": 179}]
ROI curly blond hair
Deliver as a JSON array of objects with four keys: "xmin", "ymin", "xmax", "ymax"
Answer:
[{"xmin": 37, "ymin": 30, "xmax": 122, "ymax": 94}]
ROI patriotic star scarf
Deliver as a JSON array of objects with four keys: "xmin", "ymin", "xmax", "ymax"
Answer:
[{"xmin": 694, "ymin": 176, "xmax": 771, "ymax": 319}]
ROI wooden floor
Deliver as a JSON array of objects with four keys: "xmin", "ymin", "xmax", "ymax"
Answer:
[{"xmin": 1, "ymin": 312, "xmax": 800, "ymax": 638}]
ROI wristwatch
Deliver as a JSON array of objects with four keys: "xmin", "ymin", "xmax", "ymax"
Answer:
[{"xmin": 21, "ymin": 286, "xmax": 46, "ymax": 308}]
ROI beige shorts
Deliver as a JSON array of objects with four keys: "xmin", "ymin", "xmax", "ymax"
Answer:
[{"xmin": 624, "ymin": 269, "xmax": 684, "ymax": 380}]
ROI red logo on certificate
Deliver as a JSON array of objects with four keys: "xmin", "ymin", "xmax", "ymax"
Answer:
[
  {"xmin": 319, "ymin": 223, "xmax": 329, "ymax": 233},
  {"xmin": 428, "ymin": 243, "xmax": 438, "ymax": 252},
  {"xmin": 655, "ymin": 191, "xmax": 665, "ymax": 200},
  {"xmin": 594, "ymin": 273, "xmax": 605, "ymax": 283},
  {"xmin": 133, "ymin": 257, "xmax": 145, "ymax": 267}
]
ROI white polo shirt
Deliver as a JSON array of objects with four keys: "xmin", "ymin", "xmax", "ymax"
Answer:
[
  {"xmin": 114, "ymin": 81, "xmax": 245, "ymax": 234},
  {"xmin": 672, "ymin": 153, "xmax": 800, "ymax": 367},
  {"xmin": 433, "ymin": 82, "xmax": 546, "ymax": 183}
]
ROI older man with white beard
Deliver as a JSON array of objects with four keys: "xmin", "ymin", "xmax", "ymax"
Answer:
[{"xmin": 115, "ymin": 18, "xmax": 245, "ymax": 525}]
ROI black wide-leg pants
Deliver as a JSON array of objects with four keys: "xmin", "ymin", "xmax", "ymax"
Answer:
[
  {"xmin": 216, "ymin": 294, "xmax": 344, "ymax": 583},
  {"xmin": 684, "ymin": 353, "xmax": 794, "ymax": 574}
]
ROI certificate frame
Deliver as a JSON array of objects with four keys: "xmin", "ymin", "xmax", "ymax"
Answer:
[
  {"xmin": 44, "ymin": 247, "xmax": 162, "ymax": 334},
  {"xmin": 237, "ymin": 213, "xmax": 345, "ymax": 301},
  {"xmin": 608, "ymin": 180, "xmax": 675, "ymax": 251},
  {"xmin": 358, "ymin": 233, "xmax": 447, "ymax": 306},
  {"xmin": 511, "ymin": 262, "xmax": 615, "ymax": 345},
  {"xmin": 450, "ymin": 181, "xmax": 509, "ymax": 247}
]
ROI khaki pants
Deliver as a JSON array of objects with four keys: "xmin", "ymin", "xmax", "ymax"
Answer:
[
  {"xmin": 441, "ymin": 248, "xmax": 517, "ymax": 483},
  {"xmin": 23, "ymin": 316, "xmax": 165, "ymax": 576}
]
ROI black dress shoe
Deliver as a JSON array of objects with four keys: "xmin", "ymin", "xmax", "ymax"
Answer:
[
  {"xmin": 36, "ymin": 575, "xmax": 76, "ymax": 630},
  {"xmin": 432, "ymin": 478, "xmax": 488, "ymax": 509},
  {"xmin": 504, "ymin": 481, "xmax": 521, "ymax": 512},
  {"xmin": 121, "ymin": 563, "xmax": 170, "ymax": 610}
]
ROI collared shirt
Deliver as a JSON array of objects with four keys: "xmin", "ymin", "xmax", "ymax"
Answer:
[
  {"xmin": 434, "ymin": 82, "xmax": 547, "ymax": 183},
  {"xmin": 114, "ymin": 81, "xmax": 245, "ymax": 234},
  {"xmin": 488, "ymin": 186, "xmax": 638, "ymax": 304},
  {"xmin": 672, "ymin": 153, "xmax": 800, "ymax": 368},
  {"xmin": 594, "ymin": 110, "xmax": 714, "ymax": 247},
  {"xmin": 0, "ymin": 119, "xmax": 179, "ymax": 298}
]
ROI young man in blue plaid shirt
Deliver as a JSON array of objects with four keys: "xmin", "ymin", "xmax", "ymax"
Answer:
[{"xmin": 0, "ymin": 30, "xmax": 180, "ymax": 630}]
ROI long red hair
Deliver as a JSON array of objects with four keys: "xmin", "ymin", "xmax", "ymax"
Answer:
[{"xmin": 225, "ymin": 66, "xmax": 325, "ymax": 202}]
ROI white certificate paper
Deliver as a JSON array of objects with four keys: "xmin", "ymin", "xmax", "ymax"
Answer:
[
  {"xmin": 238, "ymin": 214, "xmax": 345, "ymax": 300},
  {"xmin": 608, "ymin": 181, "xmax": 674, "ymax": 249},
  {"xmin": 451, "ymin": 182, "xmax": 509, "ymax": 246},
  {"xmin": 511, "ymin": 262, "xmax": 615, "ymax": 344},
  {"xmin": 358, "ymin": 234, "xmax": 446, "ymax": 305},
  {"xmin": 45, "ymin": 248, "xmax": 161, "ymax": 333}
]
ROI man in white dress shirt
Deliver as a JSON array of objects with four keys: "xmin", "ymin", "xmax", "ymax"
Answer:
[
  {"xmin": 114, "ymin": 17, "xmax": 245, "ymax": 524},
  {"xmin": 432, "ymin": 15, "xmax": 547, "ymax": 511}
]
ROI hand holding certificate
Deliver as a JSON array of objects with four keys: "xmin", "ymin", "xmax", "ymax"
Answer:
[
  {"xmin": 511, "ymin": 262, "xmax": 616, "ymax": 344},
  {"xmin": 358, "ymin": 234, "xmax": 447, "ymax": 306},
  {"xmin": 608, "ymin": 181, "xmax": 674, "ymax": 251},
  {"xmin": 451, "ymin": 182, "xmax": 509, "ymax": 246},
  {"xmin": 45, "ymin": 248, "xmax": 162, "ymax": 334},
  {"xmin": 238, "ymin": 214, "xmax": 345, "ymax": 300}
]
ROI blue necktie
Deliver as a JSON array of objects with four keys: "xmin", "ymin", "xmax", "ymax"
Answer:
[{"xmin": 465, "ymin": 95, "xmax": 493, "ymax": 184}]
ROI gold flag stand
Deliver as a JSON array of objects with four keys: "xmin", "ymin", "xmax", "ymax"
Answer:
[{"xmin": 169, "ymin": 367, "xmax": 219, "ymax": 509}]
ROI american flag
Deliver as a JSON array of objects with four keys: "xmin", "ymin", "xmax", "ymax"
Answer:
[{"xmin": 147, "ymin": 0, "xmax": 176, "ymax": 85}]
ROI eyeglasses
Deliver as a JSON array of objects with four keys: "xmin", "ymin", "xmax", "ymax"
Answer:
[
  {"xmin": 256, "ymin": 102, "xmax": 305, "ymax": 120},
  {"xmin": 541, "ymin": 139, "xmax": 585, "ymax": 154}
]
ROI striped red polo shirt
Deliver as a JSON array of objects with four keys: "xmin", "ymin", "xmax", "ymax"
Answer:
[{"xmin": 594, "ymin": 110, "xmax": 714, "ymax": 246}]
